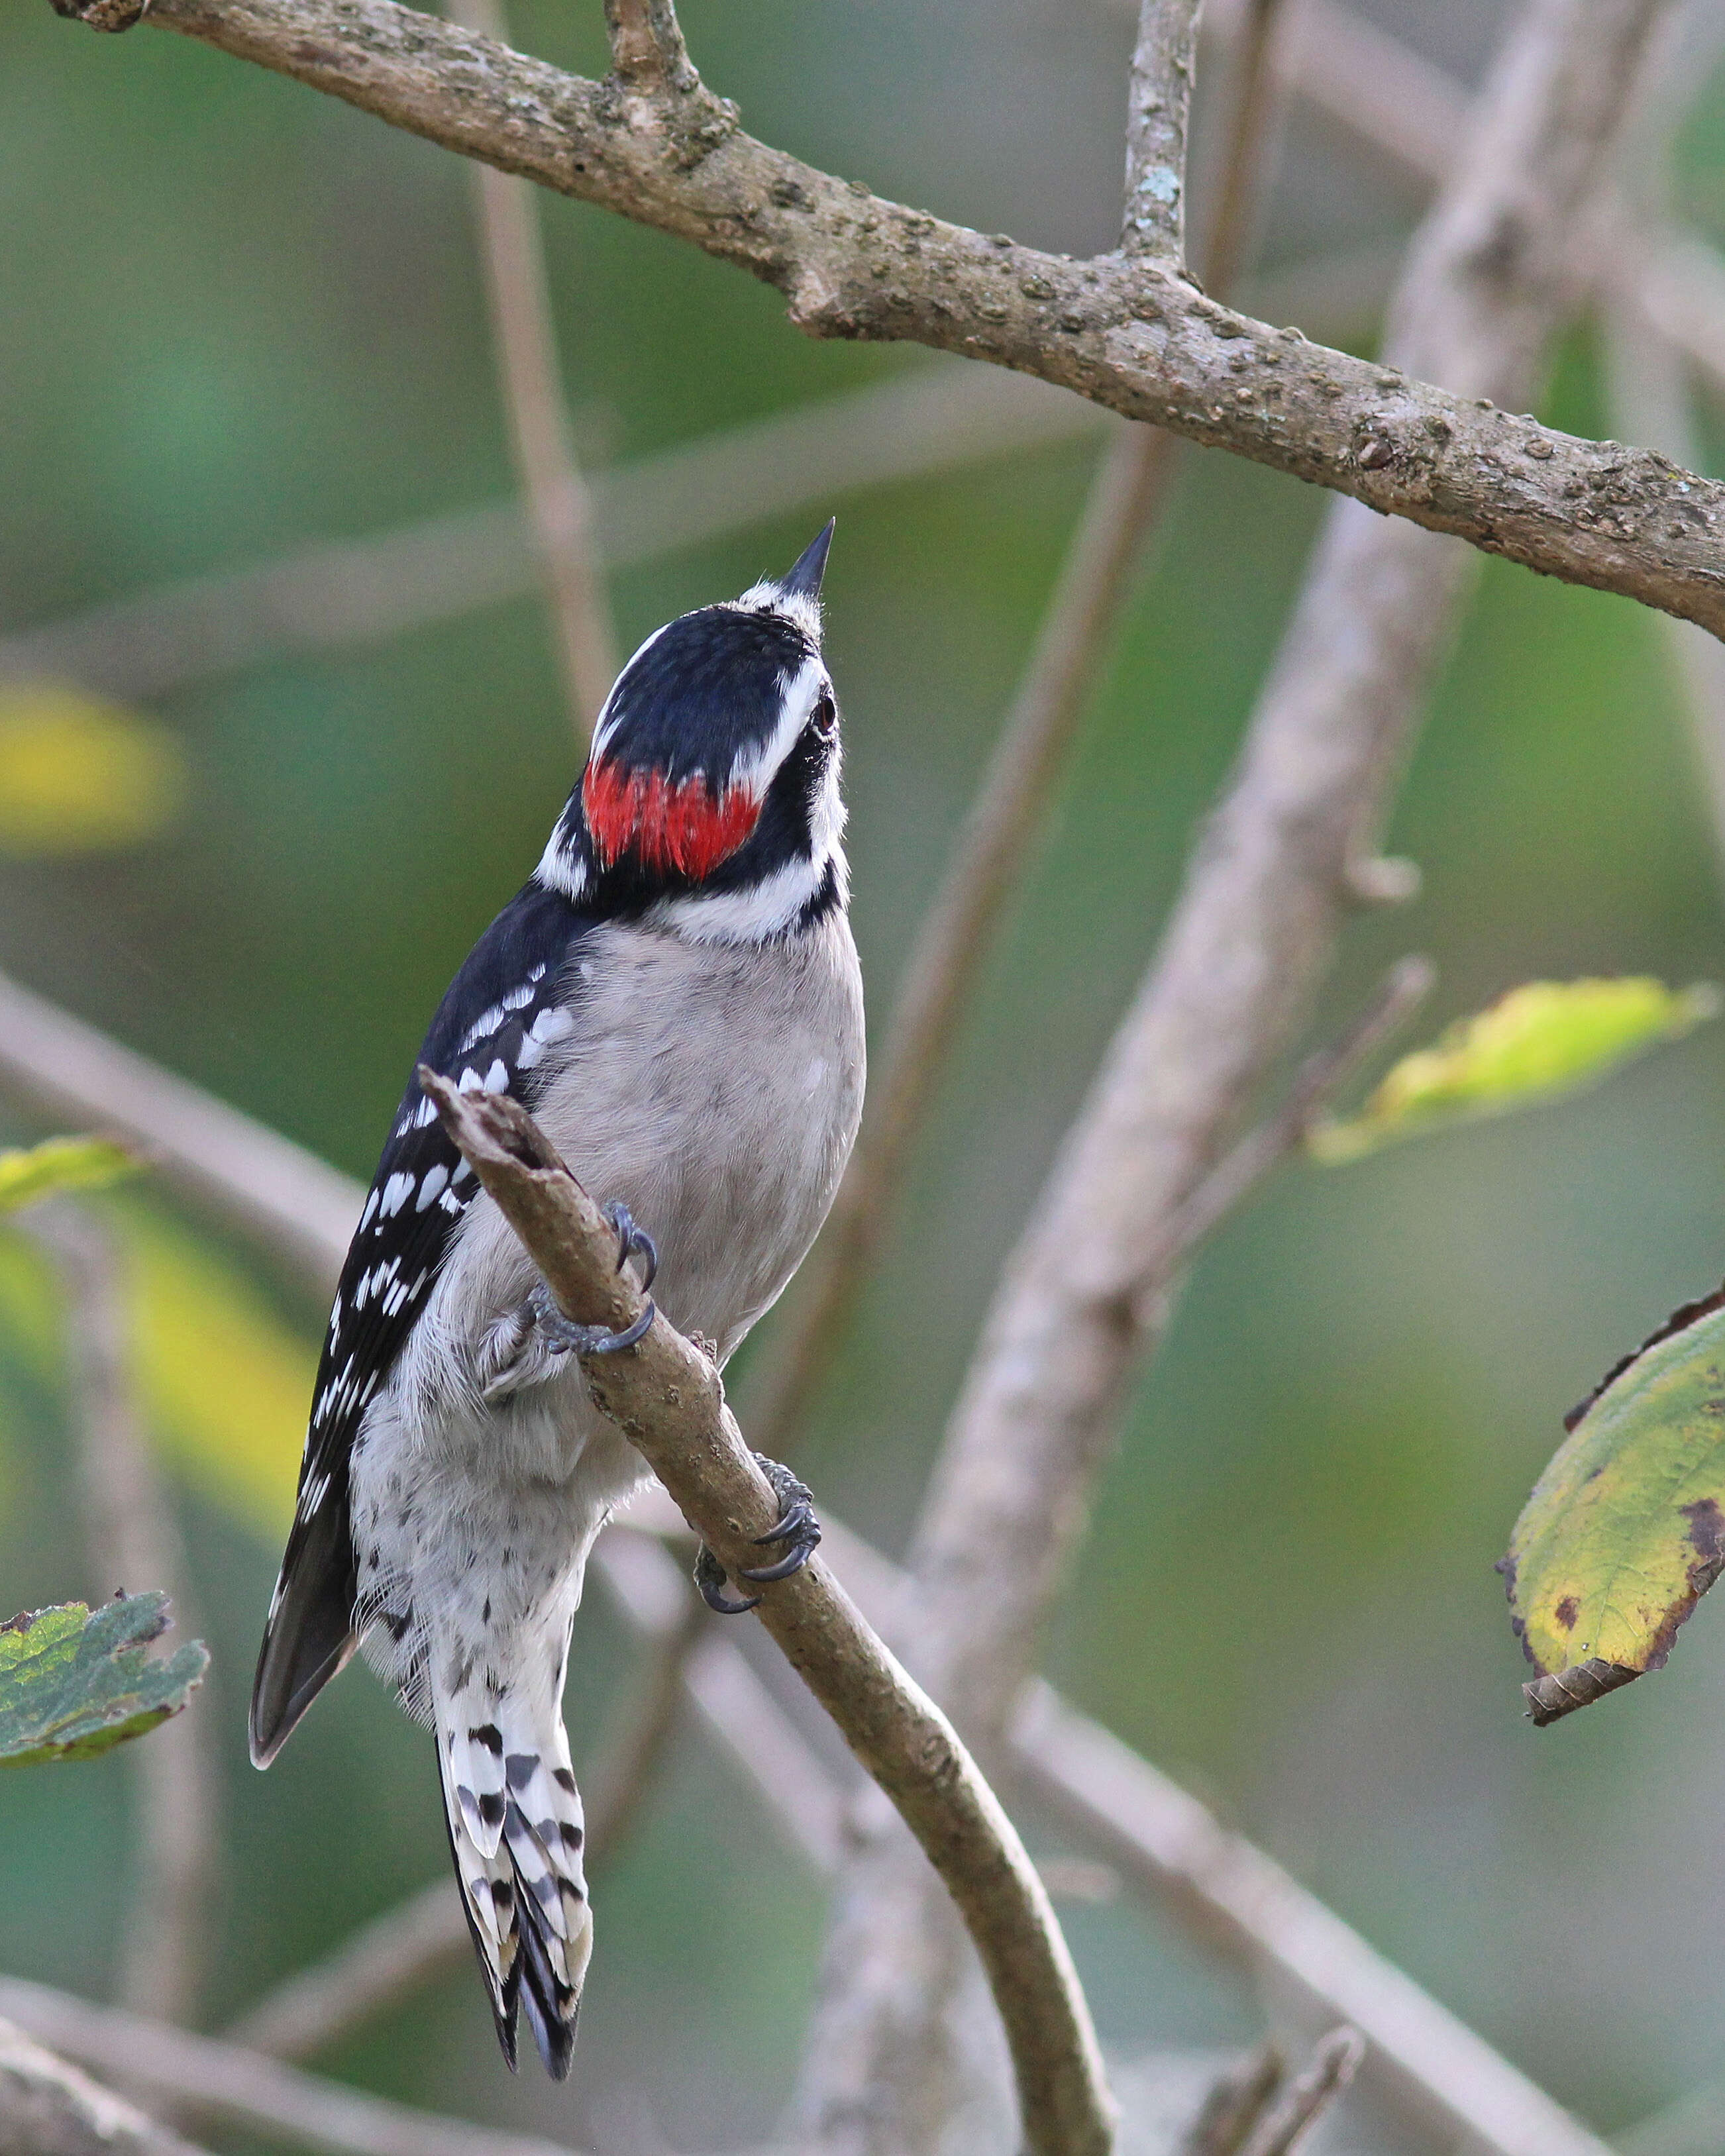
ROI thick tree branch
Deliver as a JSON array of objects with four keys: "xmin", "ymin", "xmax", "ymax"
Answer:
[
  {"xmin": 417, "ymin": 1073, "xmax": 1114, "ymax": 2156},
  {"xmin": 48, "ymin": 0, "xmax": 1725, "ymax": 641}
]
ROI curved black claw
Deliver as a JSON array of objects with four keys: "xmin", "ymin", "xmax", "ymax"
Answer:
[
  {"xmin": 603, "ymin": 1201, "xmax": 658, "ymax": 1294},
  {"xmin": 529, "ymin": 1279, "xmax": 655, "ymax": 1358},
  {"xmin": 738, "ymin": 1453, "xmax": 822, "ymax": 1584},
  {"xmin": 694, "ymin": 1541, "xmax": 760, "ymax": 1616}
]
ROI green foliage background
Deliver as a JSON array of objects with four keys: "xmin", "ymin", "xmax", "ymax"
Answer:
[{"xmin": 5, "ymin": 1, "xmax": 1725, "ymax": 2146}]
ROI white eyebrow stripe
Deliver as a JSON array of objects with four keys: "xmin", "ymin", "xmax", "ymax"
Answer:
[{"xmin": 727, "ymin": 654, "xmax": 827, "ymax": 801}]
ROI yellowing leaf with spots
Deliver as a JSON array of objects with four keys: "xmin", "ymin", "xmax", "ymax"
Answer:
[
  {"xmin": 0, "ymin": 1135, "xmax": 136, "ymax": 1214},
  {"xmin": 0, "ymin": 684, "xmax": 186, "ymax": 854},
  {"xmin": 1310, "ymin": 977, "xmax": 1719, "ymax": 1164},
  {"xmin": 1504, "ymin": 1290, "xmax": 1725, "ymax": 1725}
]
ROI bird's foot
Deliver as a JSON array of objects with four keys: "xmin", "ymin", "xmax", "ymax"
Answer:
[
  {"xmin": 694, "ymin": 1455, "xmax": 822, "ymax": 1615},
  {"xmin": 532, "ymin": 1198, "xmax": 658, "ymax": 1355},
  {"xmin": 477, "ymin": 1202, "xmax": 656, "ymax": 1400}
]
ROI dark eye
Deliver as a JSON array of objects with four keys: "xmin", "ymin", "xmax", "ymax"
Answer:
[{"xmin": 811, "ymin": 688, "xmax": 838, "ymax": 740}]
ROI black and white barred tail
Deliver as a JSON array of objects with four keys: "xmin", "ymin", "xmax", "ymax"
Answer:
[{"xmin": 437, "ymin": 1678, "xmax": 592, "ymax": 2077}]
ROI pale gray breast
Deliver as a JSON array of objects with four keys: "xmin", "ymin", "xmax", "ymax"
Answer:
[{"xmin": 523, "ymin": 913, "xmax": 864, "ymax": 1359}]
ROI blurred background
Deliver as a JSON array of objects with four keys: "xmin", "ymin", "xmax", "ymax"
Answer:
[{"xmin": 3, "ymin": 0, "xmax": 1725, "ymax": 2147}]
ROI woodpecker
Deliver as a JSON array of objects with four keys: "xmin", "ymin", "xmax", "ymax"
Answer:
[{"xmin": 249, "ymin": 523, "xmax": 863, "ymax": 2079}]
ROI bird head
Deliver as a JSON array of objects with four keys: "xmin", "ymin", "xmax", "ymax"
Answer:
[{"xmin": 537, "ymin": 521, "xmax": 847, "ymax": 941}]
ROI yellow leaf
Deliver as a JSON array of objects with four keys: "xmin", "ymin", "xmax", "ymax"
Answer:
[
  {"xmin": 0, "ymin": 684, "xmax": 186, "ymax": 855},
  {"xmin": 0, "ymin": 1136, "xmax": 136, "ymax": 1214},
  {"xmin": 0, "ymin": 1202, "xmax": 310, "ymax": 1537},
  {"xmin": 118, "ymin": 1209, "xmax": 311, "ymax": 1535},
  {"xmin": 1310, "ymin": 977, "xmax": 1720, "ymax": 1164}
]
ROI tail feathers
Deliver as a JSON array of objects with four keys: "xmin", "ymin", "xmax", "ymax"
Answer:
[{"xmin": 437, "ymin": 1695, "xmax": 592, "ymax": 2079}]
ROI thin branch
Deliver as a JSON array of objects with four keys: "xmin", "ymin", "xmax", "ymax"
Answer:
[
  {"xmin": 0, "ymin": 2018, "xmax": 211, "ymax": 2156},
  {"xmin": 1597, "ymin": 3, "xmax": 1725, "ymax": 880},
  {"xmin": 1234, "ymin": 2029, "xmax": 1363, "ymax": 2156},
  {"xmin": 1125, "ymin": 0, "xmax": 1203, "ymax": 259},
  {"xmin": 45, "ymin": 0, "xmax": 1725, "ymax": 641},
  {"xmin": 794, "ymin": 1, "xmax": 1663, "ymax": 2141},
  {"xmin": 744, "ymin": 423, "xmax": 1177, "ymax": 1454},
  {"xmin": 1160, "ymin": 954, "xmax": 1432, "ymax": 1260},
  {"xmin": 1196, "ymin": 0, "xmax": 1286, "ymax": 301},
  {"xmin": 0, "ymin": 1980, "xmax": 584, "ymax": 2156},
  {"xmin": 225, "ymin": 1885, "xmax": 462, "ymax": 2066},
  {"xmin": 446, "ymin": 0, "xmax": 617, "ymax": 739},
  {"xmin": 1171, "ymin": 2041, "xmax": 1284, "ymax": 2156},
  {"xmin": 419, "ymin": 1072, "xmax": 1114, "ymax": 2156},
  {"xmin": 28, "ymin": 1205, "xmax": 217, "ymax": 2031}
]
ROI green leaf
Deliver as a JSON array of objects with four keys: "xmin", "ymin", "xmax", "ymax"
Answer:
[
  {"xmin": 1503, "ymin": 1290, "xmax": 1725, "ymax": 1725},
  {"xmin": 0, "ymin": 1136, "xmax": 137, "ymax": 1215},
  {"xmin": 0, "ymin": 1592, "xmax": 208, "ymax": 1765},
  {"xmin": 1309, "ymin": 977, "xmax": 1720, "ymax": 1164}
]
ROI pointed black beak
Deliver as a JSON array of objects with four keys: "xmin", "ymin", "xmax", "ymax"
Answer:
[{"xmin": 780, "ymin": 517, "xmax": 835, "ymax": 600}]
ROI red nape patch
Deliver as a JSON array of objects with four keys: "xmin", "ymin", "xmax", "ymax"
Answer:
[{"xmin": 582, "ymin": 758, "xmax": 760, "ymax": 881}]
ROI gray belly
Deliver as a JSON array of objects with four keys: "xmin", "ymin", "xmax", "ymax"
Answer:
[
  {"xmin": 391, "ymin": 909, "xmax": 865, "ymax": 1476},
  {"xmin": 539, "ymin": 909, "xmax": 866, "ymax": 1358}
]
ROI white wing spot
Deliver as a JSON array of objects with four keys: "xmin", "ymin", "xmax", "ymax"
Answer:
[{"xmin": 416, "ymin": 1163, "xmax": 450, "ymax": 1211}]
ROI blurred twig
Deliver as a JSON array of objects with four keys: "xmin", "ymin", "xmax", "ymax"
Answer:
[
  {"xmin": 794, "ymin": 1, "xmax": 1665, "ymax": 2144},
  {"xmin": 1173, "ymin": 2041, "xmax": 1284, "ymax": 2156},
  {"xmin": 1163, "ymin": 954, "xmax": 1432, "ymax": 1260},
  {"xmin": 1235, "ymin": 2029, "xmax": 1363, "ymax": 2156},
  {"xmin": 0, "ymin": 970, "xmax": 360, "ymax": 1304},
  {"xmin": 27, "ymin": 1205, "xmax": 216, "ymax": 2031},
  {"xmin": 0, "ymin": 365, "xmax": 1110, "ymax": 703},
  {"xmin": 0, "ymin": 2017, "xmax": 210, "ymax": 2156},
  {"xmin": 1598, "ymin": 3, "xmax": 1725, "ymax": 878},
  {"xmin": 421, "ymin": 1073, "xmax": 1114, "ymax": 2156},
  {"xmin": 446, "ymin": 0, "xmax": 617, "ymax": 741},
  {"xmin": 0, "ymin": 1980, "xmax": 584, "ymax": 2156}
]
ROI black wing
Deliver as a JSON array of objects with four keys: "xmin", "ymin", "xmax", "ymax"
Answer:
[{"xmin": 250, "ymin": 880, "xmax": 596, "ymax": 1765}]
